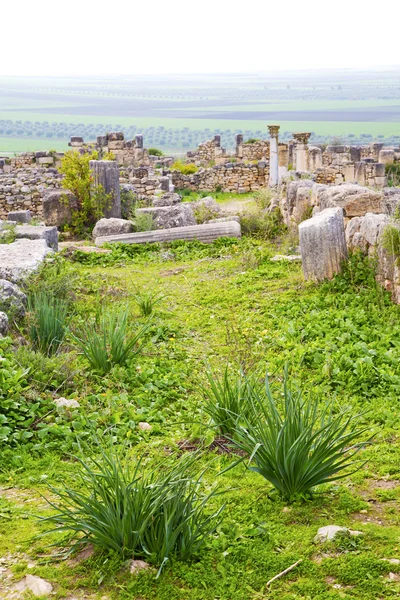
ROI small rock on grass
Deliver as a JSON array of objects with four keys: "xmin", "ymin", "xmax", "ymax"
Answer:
[
  {"xmin": 138, "ymin": 422, "xmax": 152, "ymax": 431},
  {"xmin": 130, "ymin": 559, "xmax": 151, "ymax": 575},
  {"xmin": 314, "ymin": 525, "xmax": 363, "ymax": 543},
  {"xmin": 14, "ymin": 574, "xmax": 53, "ymax": 596}
]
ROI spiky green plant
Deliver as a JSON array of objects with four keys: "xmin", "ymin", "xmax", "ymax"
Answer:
[
  {"xmin": 40, "ymin": 446, "xmax": 223, "ymax": 575},
  {"xmin": 133, "ymin": 289, "xmax": 165, "ymax": 317},
  {"xmin": 73, "ymin": 307, "xmax": 149, "ymax": 374},
  {"xmin": 229, "ymin": 366, "xmax": 370, "ymax": 500},
  {"xmin": 28, "ymin": 291, "xmax": 69, "ymax": 356},
  {"xmin": 203, "ymin": 367, "xmax": 259, "ymax": 436}
]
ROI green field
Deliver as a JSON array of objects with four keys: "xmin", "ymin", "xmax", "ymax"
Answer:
[
  {"xmin": 1, "ymin": 238, "xmax": 400, "ymax": 599},
  {"xmin": 1, "ymin": 70, "xmax": 400, "ymax": 153}
]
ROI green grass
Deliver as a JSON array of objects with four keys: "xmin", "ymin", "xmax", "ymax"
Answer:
[
  {"xmin": 1, "ymin": 242, "xmax": 400, "ymax": 599},
  {"xmin": 0, "ymin": 137, "xmax": 68, "ymax": 153}
]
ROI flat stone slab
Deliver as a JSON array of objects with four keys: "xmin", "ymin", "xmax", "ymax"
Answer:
[
  {"xmin": 0, "ymin": 239, "xmax": 53, "ymax": 283},
  {"xmin": 96, "ymin": 221, "xmax": 241, "ymax": 246},
  {"xmin": 12, "ymin": 224, "xmax": 58, "ymax": 251}
]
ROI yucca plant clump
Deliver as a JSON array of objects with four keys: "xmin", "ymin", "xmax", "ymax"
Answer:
[
  {"xmin": 73, "ymin": 306, "xmax": 149, "ymax": 374},
  {"xmin": 27, "ymin": 291, "xmax": 69, "ymax": 356},
  {"xmin": 133, "ymin": 289, "xmax": 165, "ymax": 317},
  {"xmin": 203, "ymin": 367, "xmax": 260, "ymax": 436},
  {"xmin": 40, "ymin": 447, "xmax": 223, "ymax": 575},
  {"xmin": 229, "ymin": 366, "xmax": 370, "ymax": 500}
]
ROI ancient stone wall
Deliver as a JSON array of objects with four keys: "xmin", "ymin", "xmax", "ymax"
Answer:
[
  {"xmin": 0, "ymin": 168, "xmax": 63, "ymax": 219},
  {"xmin": 171, "ymin": 161, "xmax": 269, "ymax": 193},
  {"xmin": 315, "ymin": 160, "xmax": 386, "ymax": 188},
  {"xmin": 186, "ymin": 135, "xmax": 227, "ymax": 165},
  {"xmin": 69, "ymin": 133, "xmax": 151, "ymax": 168}
]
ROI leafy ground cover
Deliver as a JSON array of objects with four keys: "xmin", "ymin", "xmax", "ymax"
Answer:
[{"xmin": 1, "ymin": 240, "xmax": 400, "ymax": 599}]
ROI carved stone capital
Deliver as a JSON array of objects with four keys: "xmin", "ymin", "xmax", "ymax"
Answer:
[
  {"xmin": 267, "ymin": 125, "xmax": 280, "ymax": 138},
  {"xmin": 293, "ymin": 132, "xmax": 311, "ymax": 145}
]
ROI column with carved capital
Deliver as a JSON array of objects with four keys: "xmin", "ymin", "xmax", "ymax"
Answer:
[
  {"xmin": 293, "ymin": 132, "xmax": 311, "ymax": 172},
  {"xmin": 268, "ymin": 125, "xmax": 280, "ymax": 186}
]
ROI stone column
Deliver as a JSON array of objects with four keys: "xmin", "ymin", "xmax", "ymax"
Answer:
[
  {"xmin": 89, "ymin": 160, "xmax": 121, "ymax": 218},
  {"xmin": 293, "ymin": 132, "xmax": 311, "ymax": 172},
  {"xmin": 235, "ymin": 134, "xmax": 243, "ymax": 160},
  {"xmin": 135, "ymin": 135, "xmax": 143, "ymax": 149},
  {"xmin": 267, "ymin": 125, "xmax": 280, "ymax": 186}
]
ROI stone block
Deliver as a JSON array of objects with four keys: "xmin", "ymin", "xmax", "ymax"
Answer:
[
  {"xmin": 43, "ymin": 190, "xmax": 79, "ymax": 227},
  {"xmin": 92, "ymin": 218, "xmax": 134, "ymax": 238},
  {"xmin": 0, "ymin": 239, "xmax": 53, "ymax": 283},
  {"xmin": 13, "ymin": 225, "xmax": 58, "ymax": 251},
  {"xmin": 7, "ymin": 210, "xmax": 31, "ymax": 223},
  {"xmin": 299, "ymin": 207, "xmax": 347, "ymax": 281},
  {"xmin": 107, "ymin": 132, "xmax": 124, "ymax": 141},
  {"xmin": 37, "ymin": 156, "xmax": 54, "ymax": 165}
]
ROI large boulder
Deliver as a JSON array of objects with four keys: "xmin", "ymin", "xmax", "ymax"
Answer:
[
  {"xmin": 346, "ymin": 213, "xmax": 389, "ymax": 255},
  {"xmin": 10, "ymin": 225, "xmax": 58, "ymax": 251},
  {"xmin": 299, "ymin": 207, "xmax": 348, "ymax": 281},
  {"xmin": 0, "ymin": 239, "xmax": 53, "ymax": 283},
  {"xmin": 92, "ymin": 218, "xmax": 134, "ymax": 239},
  {"xmin": 136, "ymin": 204, "xmax": 196, "ymax": 229},
  {"xmin": 0, "ymin": 279, "xmax": 27, "ymax": 317},
  {"xmin": 43, "ymin": 190, "xmax": 79, "ymax": 227},
  {"xmin": 314, "ymin": 184, "xmax": 384, "ymax": 217}
]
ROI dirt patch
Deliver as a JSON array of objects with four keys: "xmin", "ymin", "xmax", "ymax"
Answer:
[{"xmin": 160, "ymin": 267, "xmax": 188, "ymax": 277}]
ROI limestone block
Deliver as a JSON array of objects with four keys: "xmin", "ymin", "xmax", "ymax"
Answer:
[
  {"xmin": 37, "ymin": 156, "xmax": 54, "ymax": 165},
  {"xmin": 299, "ymin": 207, "xmax": 347, "ymax": 281},
  {"xmin": 7, "ymin": 210, "xmax": 31, "ymax": 223},
  {"xmin": 136, "ymin": 204, "xmax": 196, "ymax": 229},
  {"xmin": 43, "ymin": 190, "xmax": 79, "ymax": 227},
  {"xmin": 89, "ymin": 160, "xmax": 121, "ymax": 218},
  {"xmin": 346, "ymin": 213, "xmax": 389, "ymax": 254},
  {"xmin": 0, "ymin": 239, "xmax": 53, "ymax": 283},
  {"xmin": 315, "ymin": 184, "xmax": 383, "ymax": 217},
  {"xmin": 379, "ymin": 149, "xmax": 395, "ymax": 165},
  {"xmin": 96, "ymin": 221, "xmax": 241, "ymax": 246},
  {"xmin": 12, "ymin": 224, "xmax": 58, "ymax": 251},
  {"xmin": 107, "ymin": 132, "xmax": 124, "ymax": 141},
  {"xmin": 92, "ymin": 218, "xmax": 134, "ymax": 238}
]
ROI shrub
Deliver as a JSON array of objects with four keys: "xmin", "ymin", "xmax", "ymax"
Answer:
[
  {"xmin": 133, "ymin": 289, "xmax": 164, "ymax": 317},
  {"xmin": 172, "ymin": 160, "xmax": 198, "ymax": 175},
  {"xmin": 229, "ymin": 366, "xmax": 370, "ymax": 500},
  {"xmin": 381, "ymin": 223, "xmax": 400, "ymax": 257},
  {"xmin": 244, "ymin": 138, "xmax": 260, "ymax": 144},
  {"xmin": 148, "ymin": 148, "xmax": 164, "ymax": 156},
  {"xmin": 40, "ymin": 446, "xmax": 223, "ymax": 575},
  {"xmin": 27, "ymin": 291, "xmax": 69, "ymax": 356},
  {"xmin": 59, "ymin": 150, "xmax": 111, "ymax": 235},
  {"xmin": 132, "ymin": 211, "xmax": 155, "ymax": 232},
  {"xmin": 0, "ymin": 223, "xmax": 16, "ymax": 244},
  {"xmin": 385, "ymin": 162, "xmax": 400, "ymax": 187},
  {"xmin": 73, "ymin": 307, "xmax": 149, "ymax": 374},
  {"xmin": 241, "ymin": 207, "xmax": 286, "ymax": 239},
  {"xmin": 203, "ymin": 367, "xmax": 258, "ymax": 436},
  {"xmin": 120, "ymin": 188, "xmax": 137, "ymax": 220}
]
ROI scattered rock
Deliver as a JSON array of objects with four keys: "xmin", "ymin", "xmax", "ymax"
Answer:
[
  {"xmin": 270, "ymin": 254, "xmax": 302, "ymax": 262},
  {"xmin": 346, "ymin": 212, "xmax": 389, "ymax": 255},
  {"xmin": 0, "ymin": 239, "xmax": 53, "ymax": 283},
  {"xmin": 54, "ymin": 397, "xmax": 80, "ymax": 409},
  {"xmin": 0, "ymin": 279, "xmax": 27, "ymax": 317},
  {"xmin": 315, "ymin": 183, "xmax": 384, "ymax": 218},
  {"xmin": 136, "ymin": 204, "xmax": 196, "ymax": 229},
  {"xmin": 7, "ymin": 210, "xmax": 31, "ymax": 224},
  {"xmin": 10, "ymin": 224, "xmax": 59, "ymax": 251},
  {"xmin": 14, "ymin": 574, "xmax": 53, "ymax": 596},
  {"xmin": 129, "ymin": 559, "xmax": 151, "ymax": 575},
  {"xmin": 0, "ymin": 311, "xmax": 9, "ymax": 336},
  {"xmin": 92, "ymin": 218, "xmax": 134, "ymax": 239},
  {"xmin": 207, "ymin": 216, "xmax": 241, "ymax": 224},
  {"xmin": 314, "ymin": 525, "xmax": 363, "ymax": 543},
  {"xmin": 138, "ymin": 422, "xmax": 152, "ymax": 431},
  {"xmin": 382, "ymin": 558, "xmax": 400, "ymax": 565},
  {"xmin": 192, "ymin": 196, "xmax": 221, "ymax": 221},
  {"xmin": 73, "ymin": 543, "xmax": 95, "ymax": 563}
]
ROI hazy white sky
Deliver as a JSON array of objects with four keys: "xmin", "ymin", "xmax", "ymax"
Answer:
[{"xmin": 2, "ymin": 0, "xmax": 399, "ymax": 76}]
